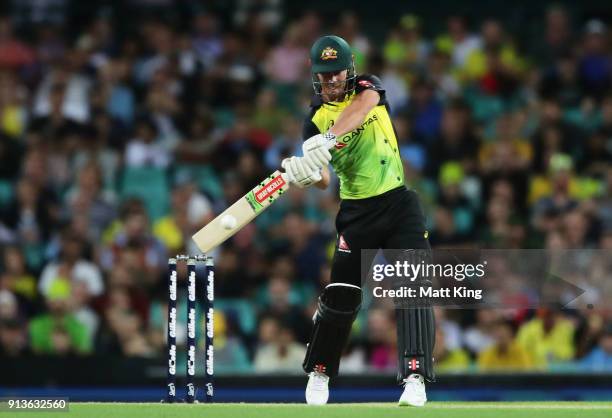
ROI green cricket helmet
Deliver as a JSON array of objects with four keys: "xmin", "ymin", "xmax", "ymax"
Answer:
[{"xmin": 310, "ymin": 35, "xmax": 356, "ymax": 100}]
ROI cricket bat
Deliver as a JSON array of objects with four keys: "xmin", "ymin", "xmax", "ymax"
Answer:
[{"xmin": 192, "ymin": 171, "xmax": 290, "ymax": 252}]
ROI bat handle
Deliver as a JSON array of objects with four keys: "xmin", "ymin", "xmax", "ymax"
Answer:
[{"xmin": 278, "ymin": 161, "xmax": 291, "ymax": 184}]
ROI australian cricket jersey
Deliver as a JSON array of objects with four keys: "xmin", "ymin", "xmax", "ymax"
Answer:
[{"xmin": 303, "ymin": 74, "xmax": 405, "ymax": 199}]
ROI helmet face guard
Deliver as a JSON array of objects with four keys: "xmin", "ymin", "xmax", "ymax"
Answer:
[{"xmin": 312, "ymin": 60, "xmax": 357, "ymax": 102}]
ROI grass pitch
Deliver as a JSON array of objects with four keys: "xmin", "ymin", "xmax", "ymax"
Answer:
[{"xmin": 3, "ymin": 402, "xmax": 611, "ymax": 418}]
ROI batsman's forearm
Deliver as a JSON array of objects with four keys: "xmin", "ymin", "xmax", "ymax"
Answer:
[
  {"xmin": 328, "ymin": 108, "xmax": 370, "ymax": 137},
  {"xmin": 328, "ymin": 90, "xmax": 379, "ymax": 137},
  {"xmin": 315, "ymin": 166, "xmax": 330, "ymax": 189}
]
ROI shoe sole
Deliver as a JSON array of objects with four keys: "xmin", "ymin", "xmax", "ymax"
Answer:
[{"xmin": 398, "ymin": 400, "xmax": 426, "ymax": 407}]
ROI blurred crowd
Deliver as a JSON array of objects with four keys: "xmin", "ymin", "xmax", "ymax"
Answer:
[{"xmin": 0, "ymin": 1, "xmax": 612, "ymax": 374}]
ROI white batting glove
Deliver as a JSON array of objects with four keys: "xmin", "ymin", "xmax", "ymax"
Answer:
[
  {"xmin": 302, "ymin": 132, "xmax": 336, "ymax": 169},
  {"xmin": 281, "ymin": 156, "xmax": 322, "ymax": 188}
]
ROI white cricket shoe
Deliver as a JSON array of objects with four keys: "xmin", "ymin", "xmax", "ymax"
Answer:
[
  {"xmin": 305, "ymin": 371, "xmax": 329, "ymax": 405},
  {"xmin": 398, "ymin": 373, "xmax": 427, "ymax": 407}
]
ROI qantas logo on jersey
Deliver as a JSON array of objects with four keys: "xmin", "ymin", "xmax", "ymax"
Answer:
[
  {"xmin": 335, "ymin": 114, "xmax": 378, "ymax": 148},
  {"xmin": 325, "ymin": 111, "xmax": 378, "ymax": 150}
]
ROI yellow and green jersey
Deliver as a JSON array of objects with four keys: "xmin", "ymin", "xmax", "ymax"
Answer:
[{"xmin": 303, "ymin": 74, "xmax": 405, "ymax": 200}]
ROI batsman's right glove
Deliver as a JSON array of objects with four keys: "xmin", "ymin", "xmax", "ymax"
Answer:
[{"xmin": 281, "ymin": 156, "xmax": 322, "ymax": 188}]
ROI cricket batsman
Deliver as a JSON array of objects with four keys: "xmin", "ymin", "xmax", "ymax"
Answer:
[{"xmin": 281, "ymin": 35, "xmax": 435, "ymax": 406}]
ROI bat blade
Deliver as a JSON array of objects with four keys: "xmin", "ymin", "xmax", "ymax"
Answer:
[{"xmin": 192, "ymin": 170, "xmax": 289, "ymax": 252}]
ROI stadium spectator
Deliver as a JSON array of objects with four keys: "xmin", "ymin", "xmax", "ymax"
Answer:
[
  {"xmin": 579, "ymin": 323, "xmax": 612, "ymax": 371},
  {"xmin": 479, "ymin": 112, "xmax": 532, "ymax": 175},
  {"xmin": 207, "ymin": 311, "xmax": 251, "ymax": 373},
  {"xmin": 440, "ymin": 15, "xmax": 482, "ymax": 69},
  {"xmin": 253, "ymin": 316, "xmax": 306, "ymax": 372},
  {"xmin": 516, "ymin": 308, "xmax": 576, "ymax": 367},
  {"xmin": 251, "ymin": 88, "xmax": 290, "ymax": 136},
  {"xmin": 578, "ymin": 20, "xmax": 611, "ymax": 100},
  {"xmin": 383, "ymin": 14, "xmax": 429, "ymax": 71},
  {"xmin": 531, "ymin": 154, "xmax": 581, "ymax": 232},
  {"xmin": 191, "ymin": 12, "xmax": 224, "ymax": 72},
  {"xmin": 426, "ymin": 100, "xmax": 480, "ymax": 176},
  {"xmin": 264, "ymin": 23, "xmax": 307, "ymax": 85},
  {"xmin": 479, "ymin": 192, "xmax": 526, "ymax": 249},
  {"xmin": 99, "ymin": 286, "xmax": 154, "ymax": 357},
  {"xmin": 124, "ymin": 116, "xmax": 170, "ymax": 168},
  {"xmin": 433, "ymin": 327, "xmax": 470, "ymax": 372},
  {"xmin": 0, "ymin": 318, "xmax": 28, "ymax": 356},
  {"xmin": 153, "ymin": 177, "xmax": 213, "ymax": 254},
  {"xmin": 477, "ymin": 320, "xmax": 532, "ymax": 370},
  {"xmin": 574, "ymin": 310, "xmax": 607, "ymax": 359},
  {"xmin": 400, "ymin": 78, "xmax": 443, "ymax": 143},
  {"xmin": 29, "ymin": 279, "xmax": 92, "ymax": 355},
  {"xmin": 0, "ymin": 289, "xmax": 19, "ymax": 322},
  {"xmin": 100, "ymin": 202, "xmax": 166, "ymax": 285},
  {"xmin": 436, "ymin": 162, "xmax": 476, "ymax": 238},
  {"xmin": 97, "ymin": 58, "xmax": 136, "ymax": 125},
  {"xmin": 2, "ymin": 177, "xmax": 56, "ymax": 245},
  {"xmin": 334, "ymin": 12, "xmax": 370, "ymax": 71},
  {"xmin": 433, "ymin": 307, "xmax": 463, "ymax": 351},
  {"xmin": 0, "ymin": 245, "xmax": 36, "ymax": 307},
  {"xmin": 39, "ymin": 229, "xmax": 104, "ymax": 300},
  {"xmin": 63, "ymin": 162, "xmax": 117, "ymax": 240},
  {"xmin": 0, "ymin": 17, "xmax": 35, "ymax": 69},
  {"xmin": 464, "ymin": 309, "xmax": 499, "ymax": 356},
  {"xmin": 259, "ymin": 276, "xmax": 311, "ymax": 341},
  {"xmin": 368, "ymin": 309, "xmax": 397, "ymax": 371}
]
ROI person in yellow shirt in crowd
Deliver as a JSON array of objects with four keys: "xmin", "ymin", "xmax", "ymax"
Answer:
[
  {"xmin": 434, "ymin": 326, "xmax": 470, "ymax": 372},
  {"xmin": 461, "ymin": 20, "xmax": 525, "ymax": 87},
  {"xmin": 153, "ymin": 175, "xmax": 213, "ymax": 253},
  {"xmin": 153, "ymin": 188, "xmax": 189, "ymax": 253},
  {"xmin": 383, "ymin": 15, "xmax": 430, "ymax": 72},
  {"xmin": 529, "ymin": 153, "xmax": 602, "ymax": 208},
  {"xmin": 0, "ymin": 246, "xmax": 37, "ymax": 303},
  {"xmin": 0, "ymin": 71, "xmax": 26, "ymax": 138},
  {"xmin": 516, "ymin": 308, "xmax": 576, "ymax": 368},
  {"xmin": 479, "ymin": 112, "xmax": 533, "ymax": 175},
  {"xmin": 478, "ymin": 319, "xmax": 532, "ymax": 370}
]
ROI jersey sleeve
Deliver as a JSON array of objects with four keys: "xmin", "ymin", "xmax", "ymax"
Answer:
[
  {"xmin": 302, "ymin": 109, "xmax": 321, "ymax": 140},
  {"xmin": 355, "ymin": 74, "xmax": 387, "ymax": 105}
]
